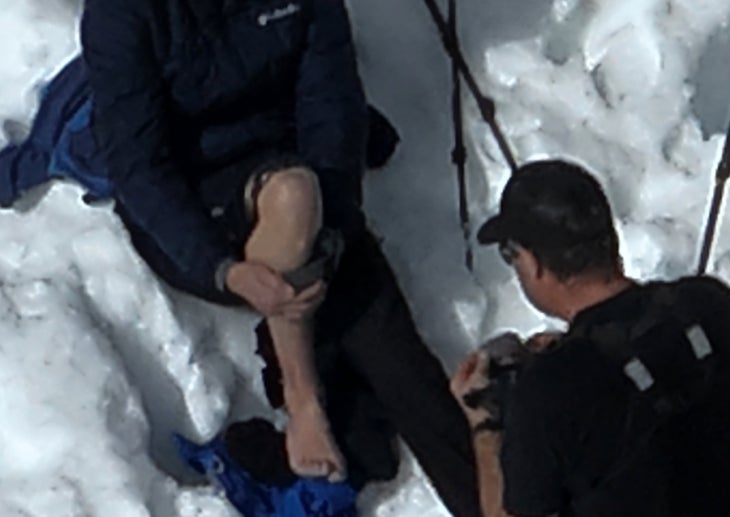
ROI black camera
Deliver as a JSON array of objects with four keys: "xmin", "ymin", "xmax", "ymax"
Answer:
[{"xmin": 462, "ymin": 332, "xmax": 530, "ymax": 430}]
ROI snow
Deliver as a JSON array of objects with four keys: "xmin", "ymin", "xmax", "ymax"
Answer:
[{"xmin": 0, "ymin": 0, "xmax": 729, "ymax": 515}]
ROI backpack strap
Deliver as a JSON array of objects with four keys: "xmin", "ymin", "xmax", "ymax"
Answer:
[
  {"xmin": 571, "ymin": 286, "xmax": 717, "ymax": 416},
  {"xmin": 565, "ymin": 285, "xmax": 719, "ymax": 505}
]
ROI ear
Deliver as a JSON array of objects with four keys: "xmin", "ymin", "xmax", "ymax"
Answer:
[{"xmin": 518, "ymin": 247, "xmax": 543, "ymax": 280}]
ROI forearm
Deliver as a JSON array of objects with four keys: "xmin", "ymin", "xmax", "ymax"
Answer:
[{"xmin": 473, "ymin": 432, "xmax": 512, "ymax": 517}]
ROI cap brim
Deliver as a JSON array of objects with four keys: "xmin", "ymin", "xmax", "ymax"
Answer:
[{"xmin": 477, "ymin": 215, "xmax": 508, "ymax": 245}]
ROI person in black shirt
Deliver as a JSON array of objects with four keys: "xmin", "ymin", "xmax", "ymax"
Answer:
[{"xmin": 450, "ymin": 159, "xmax": 730, "ymax": 516}]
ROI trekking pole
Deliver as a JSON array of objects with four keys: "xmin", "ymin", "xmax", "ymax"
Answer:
[
  {"xmin": 697, "ymin": 121, "xmax": 730, "ymax": 275},
  {"xmin": 421, "ymin": 0, "xmax": 518, "ymax": 174},
  {"xmin": 447, "ymin": 0, "xmax": 474, "ymax": 271}
]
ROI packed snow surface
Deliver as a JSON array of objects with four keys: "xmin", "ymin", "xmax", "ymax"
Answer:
[{"xmin": 0, "ymin": 0, "xmax": 728, "ymax": 515}]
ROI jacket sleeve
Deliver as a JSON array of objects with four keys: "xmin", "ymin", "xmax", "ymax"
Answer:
[
  {"xmin": 81, "ymin": 0, "xmax": 237, "ymax": 300},
  {"xmin": 296, "ymin": 0, "xmax": 368, "ymax": 235}
]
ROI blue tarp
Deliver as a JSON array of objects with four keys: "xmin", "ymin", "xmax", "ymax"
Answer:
[{"xmin": 173, "ymin": 433, "xmax": 358, "ymax": 517}]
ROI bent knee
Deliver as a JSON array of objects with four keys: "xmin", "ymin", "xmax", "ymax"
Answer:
[
  {"xmin": 257, "ymin": 167, "xmax": 321, "ymax": 217},
  {"xmin": 254, "ymin": 167, "xmax": 323, "ymax": 245}
]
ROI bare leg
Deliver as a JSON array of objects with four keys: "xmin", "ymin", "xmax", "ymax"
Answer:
[{"xmin": 244, "ymin": 167, "xmax": 346, "ymax": 481}]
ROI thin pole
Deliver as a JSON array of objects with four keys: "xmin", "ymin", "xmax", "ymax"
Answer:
[
  {"xmin": 422, "ymin": 0, "xmax": 518, "ymax": 174},
  {"xmin": 448, "ymin": 0, "xmax": 473, "ymax": 270},
  {"xmin": 697, "ymin": 123, "xmax": 730, "ymax": 275}
]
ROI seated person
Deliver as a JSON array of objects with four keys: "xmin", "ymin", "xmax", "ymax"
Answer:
[{"xmin": 0, "ymin": 0, "xmax": 482, "ymax": 514}]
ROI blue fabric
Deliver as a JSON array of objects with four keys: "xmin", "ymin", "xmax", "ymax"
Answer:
[
  {"xmin": 0, "ymin": 57, "xmax": 112, "ymax": 207},
  {"xmin": 173, "ymin": 433, "xmax": 358, "ymax": 517},
  {"xmin": 49, "ymin": 97, "xmax": 113, "ymax": 199}
]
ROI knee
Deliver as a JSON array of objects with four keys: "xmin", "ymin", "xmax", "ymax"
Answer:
[{"xmin": 257, "ymin": 167, "xmax": 321, "ymax": 223}]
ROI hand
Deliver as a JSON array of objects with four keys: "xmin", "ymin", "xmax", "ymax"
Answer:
[
  {"xmin": 526, "ymin": 331, "xmax": 562, "ymax": 353},
  {"xmin": 280, "ymin": 279, "xmax": 327, "ymax": 321},
  {"xmin": 226, "ymin": 261, "xmax": 326, "ymax": 320},
  {"xmin": 225, "ymin": 261, "xmax": 293, "ymax": 316},
  {"xmin": 450, "ymin": 351, "xmax": 492, "ymax": 427}
]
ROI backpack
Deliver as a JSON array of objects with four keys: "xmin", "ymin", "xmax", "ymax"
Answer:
[{"xmin": 565, "ymin": 283, "xmax": 720, "ymax": 512}]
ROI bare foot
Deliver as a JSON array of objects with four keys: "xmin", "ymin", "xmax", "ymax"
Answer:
[{"xmin": 286, "ymin": 401, "xmax": 346, "ymax": 482}]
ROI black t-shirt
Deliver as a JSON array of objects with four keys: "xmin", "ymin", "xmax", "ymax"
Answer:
[{"xmin": 500, "ymin": 276, "xmax": 730, "ymax": 517}]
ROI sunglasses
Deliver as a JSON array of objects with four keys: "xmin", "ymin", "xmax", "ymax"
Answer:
[{"xmin": 498, "ymin": 240, "xmax": 519, "ymax": 266}]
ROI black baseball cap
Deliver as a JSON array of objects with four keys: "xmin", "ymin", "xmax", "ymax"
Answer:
[{"xmin": 477, "ymin": 160, "xmax": 614, "ymax": 248}]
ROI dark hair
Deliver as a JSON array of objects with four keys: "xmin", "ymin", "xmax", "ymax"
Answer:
[
  {"xmin": 513, "ymin": 161, "xmax": 621, "ymax": 280},
  {"xmin": 524, "ymin": 230, "xmax": 621, "ymax": 281}
]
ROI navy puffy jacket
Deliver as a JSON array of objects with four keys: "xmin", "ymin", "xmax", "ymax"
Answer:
[{"xmin": 80, "ymin": 0, "xmax": 368, "ymax": 297}]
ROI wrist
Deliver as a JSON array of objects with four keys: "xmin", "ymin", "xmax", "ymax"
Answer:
[
  {"xmin": 472, "ymin": 424, "xmax": 502, "ymax": 450},
  {"xmin": 461, "ymin": 405, "xmax": 491, "ymax": 428},
  {"xmin": 472, "ymin": 418, "xmax": 502, "ymax": 435},
  {"xmin": 463, "ymin": 406, "xmax": 502, "ymax": 435}
]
